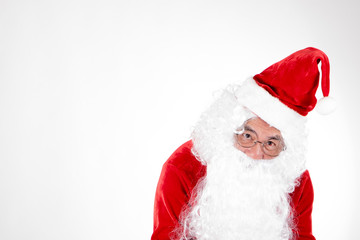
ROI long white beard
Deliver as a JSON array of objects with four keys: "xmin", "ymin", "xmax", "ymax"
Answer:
[
  {"xmin": 176, "ymin": 87, "xmax": 307, "ymax": 240},
  {"xmin": 180, "ymin": 148, "xmax": 296, "ymax": 240}
]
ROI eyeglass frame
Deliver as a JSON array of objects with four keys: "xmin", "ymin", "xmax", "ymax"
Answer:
[{"xmin": 234, "ymin": 128, "xmax": 287, "ymax": 157}]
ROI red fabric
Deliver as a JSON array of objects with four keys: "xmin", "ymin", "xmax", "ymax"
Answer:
[
  {"xmin": 253, "ymin": 47, "xmax": 330, "ymax": 116},
  {"xmin": 151, "ymin": 140, "xmax": 316, "ymax": 240}
]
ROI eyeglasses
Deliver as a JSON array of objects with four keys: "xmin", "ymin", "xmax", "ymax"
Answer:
[{"xmin": 234, "ymin": 129, "xmax": 286, "ymax": 157}]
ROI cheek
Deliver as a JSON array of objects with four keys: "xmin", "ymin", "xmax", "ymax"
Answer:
[{"xmin": 234, "ymin": 141, "xmax": 246, "ymax": 153}]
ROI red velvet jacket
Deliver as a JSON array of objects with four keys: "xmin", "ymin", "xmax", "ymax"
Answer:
[{"xmin": 152, "ymin": 141, "xmax": 316, "ymax": 240}]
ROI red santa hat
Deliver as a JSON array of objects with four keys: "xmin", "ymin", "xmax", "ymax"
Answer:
[{"xmin": 234, "ymin": 47, "xmax": 336, "ymax": 136}]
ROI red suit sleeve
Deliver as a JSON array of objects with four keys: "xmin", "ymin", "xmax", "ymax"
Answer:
[
  {"xmin": 291, "ymin": 170, "xmax": 316, "ymax": 240},
  {"xmin": 151, "ymin": 141, "xmax": 205, "ymax": 240}
]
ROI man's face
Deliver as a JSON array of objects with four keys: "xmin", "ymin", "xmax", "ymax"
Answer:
[{"xmin": 234, "ymin": 117, "xmax": 284, "ymax": 160}]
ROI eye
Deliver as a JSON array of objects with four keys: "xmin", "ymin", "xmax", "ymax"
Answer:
[
  {"xmin": 239, "ymin": 131, "xmax": 255, "ymax": 142},
  {"xmin": 265, "ymin": 140, "xmax": 279, "ymax": 150},
  {"xmin": 243, "ymin": 133, "xmax": 252, "ymax": 139}
]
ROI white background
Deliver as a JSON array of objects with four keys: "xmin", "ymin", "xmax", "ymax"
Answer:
[{"xmin": 1, "ymin": 0, "xmax": 359, "ymax": 239}]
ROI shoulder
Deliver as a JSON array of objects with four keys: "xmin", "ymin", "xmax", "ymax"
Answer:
[
  {"xmin": 163, "ymin": 140, "xmax": 206, "ymax": 186},
  {"xmin": 299, "ymin": 169, "xmax": 311, "ymax": 182},
  {"xmin": 298, "ymin": 170, "xmax": 313, "ymax": 195},
  {"xmin": 291, "ymin": 169, "xmax": 314, "ymax": 208}
]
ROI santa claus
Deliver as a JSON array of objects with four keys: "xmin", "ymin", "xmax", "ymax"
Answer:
[{"xmin": 151, "ymin": 47, "xmax": 335, "ymax": 240}]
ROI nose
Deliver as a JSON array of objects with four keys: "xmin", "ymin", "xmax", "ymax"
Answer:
[{"xmin": 244, "ymin": 142, "xmax": 265, "ymax": 160}]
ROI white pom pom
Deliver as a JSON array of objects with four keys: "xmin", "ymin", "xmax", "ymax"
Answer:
[{"xmin": 315, "ymin": 96, "xmax": 337, "ymax": 115}]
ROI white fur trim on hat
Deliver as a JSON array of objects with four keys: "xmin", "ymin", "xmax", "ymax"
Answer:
[{"xmin": 233, "ymin": 77, "xmax": 306, "ymax": 137}]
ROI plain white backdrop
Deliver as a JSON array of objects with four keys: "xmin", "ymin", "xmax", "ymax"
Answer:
[{"xmin": 1, "ymin": 0, "xmax": 359, "ymax": 239}]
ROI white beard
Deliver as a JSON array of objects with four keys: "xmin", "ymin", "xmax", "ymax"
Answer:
[
  {"xmin": 180, "ymin": 148, "xmax": 296, "ymax": 240},
  {"xmin": 175, "ymin": 88, "xmax": 307, "ymax": 240}
]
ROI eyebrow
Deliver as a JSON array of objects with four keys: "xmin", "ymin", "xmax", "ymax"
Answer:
[
  {"xmin": 243, "ymin": 125, "xmax": 282, "ymax": 141},
  {"xmin": 243, "ymin": 125, "xmax": 258, "ymax": 137},
  {"xmin": 269, "ymin": 136, "xmax": 282, "ymax": 141}
]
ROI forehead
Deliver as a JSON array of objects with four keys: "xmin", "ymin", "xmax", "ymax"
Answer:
[{"xmin": 243, "ymin": 117, "xmax": 281, "ymax": 137}]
